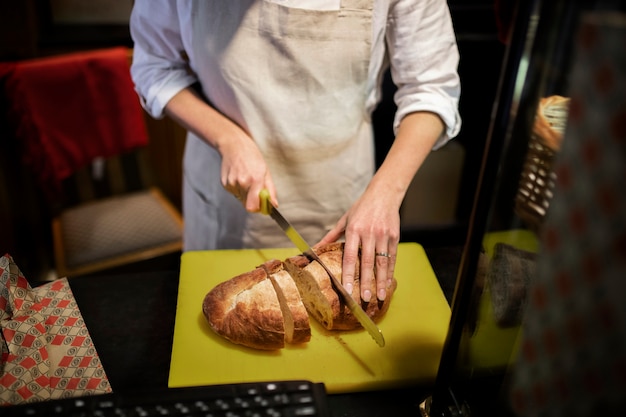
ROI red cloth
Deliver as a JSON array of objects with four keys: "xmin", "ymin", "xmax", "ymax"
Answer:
[{"xmin": 2, "ymin": 47, "xmax": 149, "ymax": 193}]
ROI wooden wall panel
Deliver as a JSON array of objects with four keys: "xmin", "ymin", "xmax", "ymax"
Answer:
[{"xmin": 142, "ymin": 114, "xmax": 186, "ymax": 212}]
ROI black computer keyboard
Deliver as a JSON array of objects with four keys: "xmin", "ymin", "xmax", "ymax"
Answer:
[{"xmin": 2, "ymin": 380, "xmax": 331, "ymax": 417}]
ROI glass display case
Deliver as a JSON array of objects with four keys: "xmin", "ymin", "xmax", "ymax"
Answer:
[{"xmin": 422, "ymin": 0, "xmax": 626, "ymax": 415}]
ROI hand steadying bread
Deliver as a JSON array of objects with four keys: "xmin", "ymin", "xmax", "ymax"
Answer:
[{"xmin": 202, "ymin": 242, "xmax": 397, "ymax": 350}]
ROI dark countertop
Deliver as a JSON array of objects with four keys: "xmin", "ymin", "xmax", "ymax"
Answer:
[{"xmin": 68, "ymin": 246, "xmax": 463, "ymax": 417}]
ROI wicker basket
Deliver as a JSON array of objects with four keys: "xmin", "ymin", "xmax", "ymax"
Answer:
[{"xmin": 515, "ymin": 95, "xmax": 570, "ymax": 231}]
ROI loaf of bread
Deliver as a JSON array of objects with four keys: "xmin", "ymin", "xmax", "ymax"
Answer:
[
  {"xmin": 532, "ymin": 95, "xmax": 570, "ymax": 151},
  {"xmin": 202, "ymin": 263, "xmax": 288, "ymax": 350},
  {"xmin": 202, "ymin": 243, "xmax": 397, "ymax": 350}
]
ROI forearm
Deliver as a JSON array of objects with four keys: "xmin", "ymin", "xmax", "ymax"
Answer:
[
  {"xmin": 164, "ymin": 87, "xmax": 249, "ymax": 155},
  {"xmin": 368, "ymin": 111, "xmax": 445, "ymax": 208}
]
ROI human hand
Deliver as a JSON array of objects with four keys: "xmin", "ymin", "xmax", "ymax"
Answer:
[
  {"xmin": 317, "ymin": 189, "xmax": 400, "ymax": 303},
  {"xmin": 217, "ymin": 131, "xmax": 278, "ymax": 212},
  {"xmin": 316, "ymin": 112, "xmax": 444, "ymax": 303}
]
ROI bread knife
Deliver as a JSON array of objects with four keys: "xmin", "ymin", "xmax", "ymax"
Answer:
[{"xmin": 259, "ymin": 189, "xmax": 385, "ymax": 347}]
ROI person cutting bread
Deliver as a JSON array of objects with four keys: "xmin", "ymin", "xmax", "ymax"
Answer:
[{"xmin": 129, "ymin": 0, "xmax": 461, "ymax": 304}]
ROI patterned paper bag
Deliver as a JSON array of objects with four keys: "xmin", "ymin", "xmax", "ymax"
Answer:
[{"xmin": 0, "ymin": 254, "xmax": 112, "ymax": 405}]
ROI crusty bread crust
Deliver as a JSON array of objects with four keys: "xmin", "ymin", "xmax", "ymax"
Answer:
[{"xmin": 202, "ymin": 265, "xmax": 285, "ymax": 350}]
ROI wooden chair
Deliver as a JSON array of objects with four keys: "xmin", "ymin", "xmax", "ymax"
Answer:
[
  {"xmin": 3, "ymin": 47, "xmax": 183, "ymax": 278},
  {"xmin": 51, "ymin": 150, "xmax": 183, "ymax": 278}
]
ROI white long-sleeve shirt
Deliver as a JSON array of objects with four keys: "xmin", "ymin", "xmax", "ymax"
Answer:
[{"xmin": 130, "ymin": 0, "xmax": 461, "ymax": 148}]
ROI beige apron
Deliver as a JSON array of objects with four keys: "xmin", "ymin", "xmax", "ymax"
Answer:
[{"xmin": 184, "ymin": 0, "xmax": 375, "ymax": 250}]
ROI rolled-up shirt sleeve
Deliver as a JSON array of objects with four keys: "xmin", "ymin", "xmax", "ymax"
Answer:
[
  {"xmin": 129, "ymin": 0, "xmax": 198, "ymax": 119},
  {"xmin": 387, "ymin": 0, "xmax": 462, "ymax": 149}
]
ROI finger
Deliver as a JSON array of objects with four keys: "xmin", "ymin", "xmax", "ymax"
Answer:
[
  {"xmin": 386, "ymin": 244, "xmax": 398, "ymax": 289},
  {"xmin": 315, "ymin": 213, "xmax": 347, "ymax": 248},
  {"xmin": 246, "ymin": 173, "xmax": 276, "ymax": 213},
  {"xmin": 316, "ymin": 223, "xmax": 345, "ymax": 248},
  {"xmin": 341, "ymin": 235, "xmax": 359, "ymax": 297},
  {"xmin": 228, "ymin": 186, "xmax": 246, "ymax": 204},
  {"xmin": 374, "ymin": 245, "xmax": 390, "ymax": 301},
  {"xmin": 359, "ymin": 239, "xmax": 376, "ymax": 303},
  {"xmin": 246, "ymin": 181, "xmax": 266, "ymax": 212},
  {"xmin": 264, "ymin": 173, "xmax": 279, "ymax": 207},
  {"xmin": 244, "ymin": 188, "xmax": 261, "ymax": 212},
  {"xmin": 229, "ymin": 185, "xmax": 253, "ymax": 211}
]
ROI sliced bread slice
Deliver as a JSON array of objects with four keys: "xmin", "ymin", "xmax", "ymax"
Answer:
[{"xmin": 263, "ymin": 259, "xmax": 311, "ymax": 345}]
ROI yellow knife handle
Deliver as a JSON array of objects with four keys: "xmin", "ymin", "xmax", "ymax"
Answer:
[{"xmin": 259, "ymin": 189, "xmax": 271, "ymax": 215}]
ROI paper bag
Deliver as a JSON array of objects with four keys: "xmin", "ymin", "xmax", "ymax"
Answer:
[{"xmin": 0, "ymin": 254, "xmax": 112, "ymax": 405}]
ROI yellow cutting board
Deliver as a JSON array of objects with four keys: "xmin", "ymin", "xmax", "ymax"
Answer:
[{"xmin": 169, "ymin": 243, "xmax": 451, "ymax": 394}]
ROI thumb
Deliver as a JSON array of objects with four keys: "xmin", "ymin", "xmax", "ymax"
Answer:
[{"xmin": 315, "ymin": 218, "xmax": 346, "ymax": 248}]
